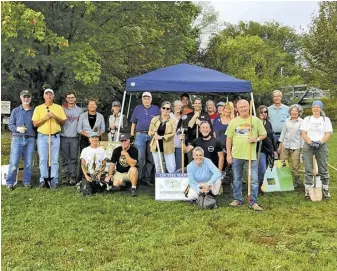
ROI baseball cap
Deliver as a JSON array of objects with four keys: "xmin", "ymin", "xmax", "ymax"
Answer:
[
  {"xmin": 112, "ymin": 101, "xmax": 121, "ymax": 107},
  {"xmin": 88, "ymin": 132, "xmax": 99, "ymax": 138},
  {"xmin": 119, "ymin": 133, "xmax": 130, "ymax": 141},
  {"xmin": 312, "ymin": 100, "xmax": 323, "ymax": 109},
  {"xmin": 20, "ymin": 90, "xmax": 32, "ymax": 97},
  {"xmin": 217, "ymin": 102, "xmax": 225, "ymax": 107},
  {"xmin": 142, "ymin": 92, "xmax": 152, "ymax": 98},
  {"xmin": 44, "ymin": 88, "xmax": 54, "ymax": 95}
]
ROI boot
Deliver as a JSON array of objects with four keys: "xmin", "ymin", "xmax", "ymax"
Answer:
[
  {"xmin": 323, "ymin": 185, "xmax": 330, "ymax": 200},
  {"xmin": 294, "ymin": 177, "xmax": 300, "ymax": 189},
  {"xmin": 304, "ymin": 184, "xmax": 311, "ymax": 200}
]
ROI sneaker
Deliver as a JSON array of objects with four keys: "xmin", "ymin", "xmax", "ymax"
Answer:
[
  {"xmin": 323, "ymin": 189, "xmax": 331, "ymax": 200},
  {"xmin": 24, "ymin": 184, "xmax": 32, "ymax": 189},
  {"xmin": 249, "ymin": 203, "xmax": 264, "ymax": 212},
  {"xmin": 6, "ymin": 185, "xmax": 14, "ymax": 191},
  {"xmin": 69, "ymin": 177, "xmax": 76, "ymax": 186},
  {"xmin": 61, "ymin": 177, "xmax": 69, "ymax": 185},
  {"xmin": 229, "ymin": 200, "xmax": 243, "ymax": 207},
  {"xmin": 305, "ymin": 189, "xmax": 310, "ymax": 200},
  {"xmin": 130, "ymin": 188, "xmax": 138, "ymax": 197}
]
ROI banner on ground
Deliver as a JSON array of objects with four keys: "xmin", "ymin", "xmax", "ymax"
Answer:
[{"xmin": 155, "ymin": 173, "xmax": 189, "ymax": 201}]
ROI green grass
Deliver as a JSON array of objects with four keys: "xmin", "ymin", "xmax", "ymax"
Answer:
[{"xmin": 2, "ymin": 132, "xmax": 337, "ymax": 271}]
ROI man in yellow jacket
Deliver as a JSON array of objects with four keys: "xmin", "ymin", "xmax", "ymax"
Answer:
[{"xmin": 32, "ymin": 88, "xmax": 67, "ymax": 187}]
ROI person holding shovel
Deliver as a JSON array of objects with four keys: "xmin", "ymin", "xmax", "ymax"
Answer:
[
  {"xmin": 32, "ymin": 88, "xmax": 67, "ymax": 188},
  {"xmin": 226, "ymin": 99, "xmax": 266, "ymax": 211},
  {"xmin": 300, "ymin": 101, "xmax": 333, "ymax": 200},
  {"xmin": 148, "ymin": 101, "xmax": 177, "ymax": 173}
]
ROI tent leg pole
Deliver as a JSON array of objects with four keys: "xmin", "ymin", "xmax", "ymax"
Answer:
[
  {"xmin": 116, "ymin": 91, "xmax": 127, "ymax": 142},
  {"xmin": 250, "ymin": 92, "xmax": 256, "ymax": 116},
  {"xmin": 127, "ymin": 93, "xmax": 132, "ymax": 119}
]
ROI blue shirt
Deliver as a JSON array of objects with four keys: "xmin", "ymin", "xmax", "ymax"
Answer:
[
  {"xmin": 8, "ymin": 105, "xmax": 36, "ymax": 137},
  {"xmin": 268, "ymin": 104, "xmax": 289, "ymax": 133},
  {"xmin": 130, "ymin": 104, "xmax": 160, "ymax": 131},
  {"xmin": 213, "ymin": 117, "xmax": 228, "ymax": 143},
  {"xmin": 187, "ymin": 157, "xmax": 222, "ymax": 193}
]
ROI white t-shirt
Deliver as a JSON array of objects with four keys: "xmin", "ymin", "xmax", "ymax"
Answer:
[
  {"xmin": 80, "ymin": 146, "xmax": 107, "ymax": 175},
  {"xmin": 300, "ymin": 116, "xmax": 333, "ymax": 141}
]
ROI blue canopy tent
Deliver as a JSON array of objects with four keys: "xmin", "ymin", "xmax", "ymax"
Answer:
[{"xmin": 116, "ymin": 63, "xmax": 255, "ymax": 140}]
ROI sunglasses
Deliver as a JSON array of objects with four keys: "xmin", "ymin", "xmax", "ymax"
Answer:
[
  {"xmin": 260, "ymin": 110, "xmax": 268, "ymax": 114},
  {"xmin": 162, "ymin": 107, "xmax": 170, "ymax": 110}
]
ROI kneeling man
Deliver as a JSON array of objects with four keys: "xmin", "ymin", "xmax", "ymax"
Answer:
[
  {"xmin": 105, "ymin": 133, "xmax": 138, "ymax": 196},
  {"xmin": 80, "ymin": 132, "xmax": 107, "ymax": 195}
]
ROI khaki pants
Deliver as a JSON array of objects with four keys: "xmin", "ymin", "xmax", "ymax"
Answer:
[
  {"xmin": 280, "ymin": 148, "xmax": 301, "ymax": 179},
  {"xmin": 113, "ymin": 167, "xmax": 137, "ymax": 187}
]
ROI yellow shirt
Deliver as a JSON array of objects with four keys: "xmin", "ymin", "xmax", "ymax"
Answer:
[{"xmin": 32, "ymin": 103, "xmax": 67, "ymax": 134}]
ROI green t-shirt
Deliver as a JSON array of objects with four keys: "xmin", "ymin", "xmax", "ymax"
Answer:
[{"xmin": 225, "ymin": 116, "xmax": 266, "ymax": 160}]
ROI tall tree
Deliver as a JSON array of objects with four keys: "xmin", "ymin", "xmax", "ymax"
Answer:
[
  {"xmin": 2, "ymin": 1, "xmax": 203, "ymax": 106},
  {"xmin": 203, "ymin": 21, "xmax": 304, "ymax": 93},
  {"xmin": 302, "ymin": 1, "xmax": 337, "ymax": 94}
]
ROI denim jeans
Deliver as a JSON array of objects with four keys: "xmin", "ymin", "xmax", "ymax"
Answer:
[
  {"xmin": 37, "ymin": 133, "xmax": 60, "ymax": 185},
  {"xmin": 258, "ymin": 152, "xmax": 267, "ymax": 184},
  {"xmin": 134, "ymin": 132, "xmax": 154, "ymax": 182},
  {"xmin": 232, "ymin": 158, "xmax": 259, "ymax": 204},
  {"xmin": 152, "ymin": 152, "xmax": 176, "ymax": 173},
  {"xmin": 60, "ymin": 136, "xmax": 79, "ymax": 178},
  {"xmin": 6, "ymin": 136, "xmax": 35, "ymax": 185}
]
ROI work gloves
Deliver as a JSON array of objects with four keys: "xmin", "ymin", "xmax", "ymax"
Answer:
[{"xmin": 310, "ymin": 141, "xmax": 322, "ymax": 150}]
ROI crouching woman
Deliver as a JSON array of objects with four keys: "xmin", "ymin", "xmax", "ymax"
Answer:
[{"xmin": 186, "ymin": 147, "xmax": 222, "ymax": 200}]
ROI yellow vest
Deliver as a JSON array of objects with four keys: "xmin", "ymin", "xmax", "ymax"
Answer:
[{"xmin": 32, "ymin": 103, "xmax": 67, "ymax": 134}]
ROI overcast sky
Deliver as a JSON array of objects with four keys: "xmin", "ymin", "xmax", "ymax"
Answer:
[{"xmin": 210, "ymin": 1, "xmax": 320, "ymax": 32}]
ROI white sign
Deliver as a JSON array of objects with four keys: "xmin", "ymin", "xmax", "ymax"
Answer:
[
  {"xmin": 155, "ymin": 173, "xmax": 189, "ymax": 201},
  {"xmin": 1, "ymin": 101, "xmax": 11, "ymax": 114}
]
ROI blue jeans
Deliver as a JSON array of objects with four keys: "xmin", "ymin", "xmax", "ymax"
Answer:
[
  {"xmin": 152, "ymin": 152, "xmax": 176, "ymax": 173},
  {"xmin": 232, "ymin": 158, "xmax": 259, "ymax": 204},
  {"xmin": 37, "ymin": 133, "xmax": 60, "ymax": 185},
  {"xmin": 6, "ymin": 136, "xmax": 35, "ymax": 185},
  {"xmin": 134, "ymin": 132, "xmax": 154, "ymax": 182},
  {"xmin": 258, "ymin": 152, "xmax": 267, "ymax": 184}
]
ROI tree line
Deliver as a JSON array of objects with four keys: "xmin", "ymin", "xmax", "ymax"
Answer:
[{"xmin": 1, "ymin": 1, "xmax": 336, "ymax": 112}]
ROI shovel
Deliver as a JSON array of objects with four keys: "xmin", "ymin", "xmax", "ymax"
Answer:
[
  {"xmin": 43, "ymin": 117, "xmax": 53, "ymax": 188},
  {"xmin": 308, "ymin": 154, "xmax": 322, "ymax": 201}
]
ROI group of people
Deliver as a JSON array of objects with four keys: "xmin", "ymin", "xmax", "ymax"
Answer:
[{"xmin": 6, "ymin": 88, "xmax": 333, "ymax": 210}]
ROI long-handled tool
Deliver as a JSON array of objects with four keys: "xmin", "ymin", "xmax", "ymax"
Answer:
[
  {"xmin": 309, "ymin": 154, "xmax": 322, "ymax": 201},
  {"xmin": 44, "ymin": 117, "xmax": 53, "ymax": 188},
  {"xmin": 156, "ymin": 136, "xmax": 164, "ymax": 173},
  {"xmin": 247, "ymin": 100, "xmax": 253, "ymax": 203},
  {"xmin": 181, "ymin": 128, "xmax": 185, "ymax": 173}
]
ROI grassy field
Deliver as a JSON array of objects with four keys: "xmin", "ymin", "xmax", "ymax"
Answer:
[{"xmin": 1, "ymin": 131, "xmax": 337, "ymax": 271}]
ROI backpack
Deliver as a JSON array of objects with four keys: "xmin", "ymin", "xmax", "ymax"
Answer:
[{"xmin": 197, "ymin": 192, "xmax": 217, "ymax": 209}]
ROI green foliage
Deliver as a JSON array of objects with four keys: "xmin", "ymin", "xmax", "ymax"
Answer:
[
  {"xmin": 204, "ymin": 21, "xmax": 304, "ymax": 94},
  {"xmin": 1, "ymin": 1, "xmax": 205, "ymax": 107},
  {"xmin": 302, "ymin": 2, "xmax": 337, "ymax": 95}
]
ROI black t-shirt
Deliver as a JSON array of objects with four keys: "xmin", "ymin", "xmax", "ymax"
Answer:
[
  {"xmin": 88, "ymin": 113, "xmax": 97, "ymax": 129},
  {"xmin": 156, "ymin": 122, "xmax": 166, "ymax": 152},
  {"xmin": 192, "ymin": 137, "xmax": 223, "ymax": 167},
  {"xmin": 111, "ymin": 146, "xmax": 138, "ymax": 173}
]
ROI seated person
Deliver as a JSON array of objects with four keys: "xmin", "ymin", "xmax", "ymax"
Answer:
[
  {"xmin": 104, "ymin": 133, "xmax": 138, "ymax": 197},
  {"xmin": 80, "ymin": 132, "xmax": 107, "ymax": 195},
  {"xmin": 183, "ymin": 121, "xmax": 224, "ymax": 172},
  {"xmin": 186, "ymin": 147, "xmax": 222, "ymax": 201}
]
